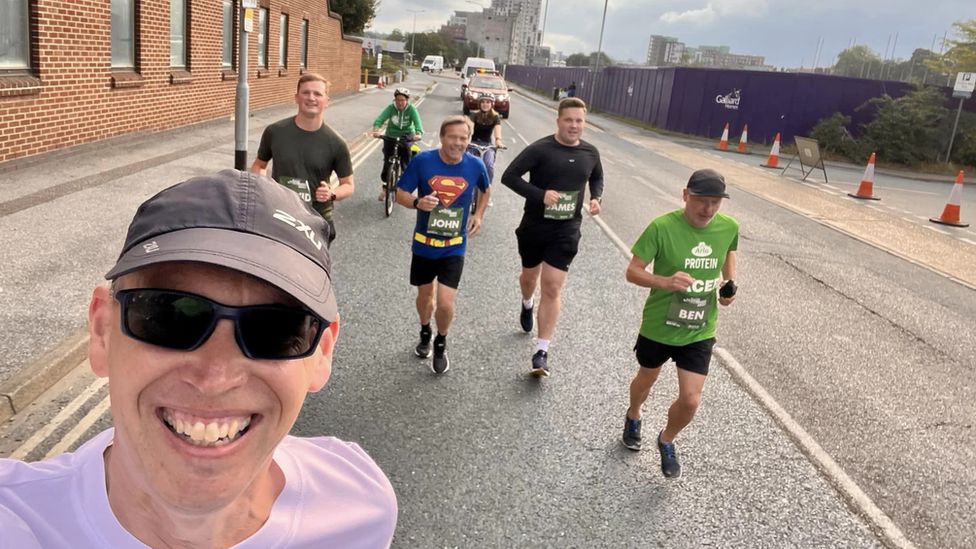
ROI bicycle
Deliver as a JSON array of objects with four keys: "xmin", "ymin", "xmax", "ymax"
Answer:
[
  {"xmin": 376, "ymin": 135, "xmax": 420, "ymax": 217},
  {"xmin": 466, "ymin": 141, "xmax": 506, "ymax": 215}
]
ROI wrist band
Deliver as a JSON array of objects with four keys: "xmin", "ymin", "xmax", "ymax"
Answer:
[{"xmin": 413, "ymin": 197, "xmax": 420, "ymax": 209}]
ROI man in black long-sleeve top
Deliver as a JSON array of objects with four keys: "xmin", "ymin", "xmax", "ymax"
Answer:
[{"xmin": 501, "ymin": 97, "xmax": 604, "ymax": 377}]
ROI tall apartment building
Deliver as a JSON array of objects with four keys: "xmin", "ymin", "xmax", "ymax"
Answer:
[
  {"xmin": 647, "ymin": 35, "xmax": 681, "ymax": 66},
  {"xmin": 490, "ymin": 0, "xmax": 542, "ymax": 65},
  {"xmin": 448, "ymin": 10, "xmax": 514, "ymax": 64}
]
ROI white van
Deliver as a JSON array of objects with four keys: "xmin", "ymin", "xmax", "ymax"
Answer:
[
  {"xmin": 421, "ymin": 55, "xmax": 444, "ymax": 73},
  {"xmin": 459, "ymin": 57, "xmax": 496, "ymax": 98}
]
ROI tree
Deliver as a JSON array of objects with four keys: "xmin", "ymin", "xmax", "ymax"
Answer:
[
  {"xmin": 833, "ymin": 45, "xmax": 882, "ymax": 78},
  {"xmin": 565, "ymin": 51, "xmax": 613, "ymax": 68},
  {"xmin": 329, "ymin": 0, "xmax": 378, "ymax": 35},
  {"xmin": 863, "ymin": 87, "xmax": 950, "ymax": 166},
  {"xmin": 926, "ymin": 19, "xmax": 976, "ymax": 74},
  {"xmin": 388, "ymin": 29, "xmax": 405, "ymax": 42}
]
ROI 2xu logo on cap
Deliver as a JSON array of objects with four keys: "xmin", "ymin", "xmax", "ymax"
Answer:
[{"xmin": 273, "ymin": 209, "xmax": 324, "ymax": 251}]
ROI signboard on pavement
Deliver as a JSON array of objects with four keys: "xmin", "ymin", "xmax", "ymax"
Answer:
[
  {"xmin": 953, "ymin": 72, "xmax": 974, "ymax": 99},
  {"xmin": 241, "ymin": 0, "xmax": 257, "ymax": 8}
]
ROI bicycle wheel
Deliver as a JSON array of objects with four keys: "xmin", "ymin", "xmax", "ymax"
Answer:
[{"xmin": 384, "ymin": 162, "xmax": 398, "ymax": 217}]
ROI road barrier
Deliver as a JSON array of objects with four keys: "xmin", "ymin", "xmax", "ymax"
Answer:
[
  {"xmin": 735, "ymin": 124, "xmax": 750, "ymax": 154},
  {"xmin": 930, "ymin": 171, "xmax": 969, "ymax": 227},
  {"xmin": 761, "ymin": 132, "xmax": 781, "ymax": 168},
  {"xmin": 716, "ymin": 122, "xmax": 730, "ymax": 151}
]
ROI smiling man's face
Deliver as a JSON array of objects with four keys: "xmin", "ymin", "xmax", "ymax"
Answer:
[{"xmin": 88, "ymin": 262, "xmax": 336, "ymax": 512}]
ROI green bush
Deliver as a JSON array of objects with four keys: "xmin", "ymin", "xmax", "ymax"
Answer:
[
  {"xmin": 810, "ymin": 113, "xmax": 866, "ymax": 161},
  {"xmin": 862, "ymin": 88, "xmax": 949, "ymax": 166}
]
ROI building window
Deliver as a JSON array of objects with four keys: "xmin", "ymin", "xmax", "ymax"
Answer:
[
  {"xmin": 221, "ymin": 0, "xmax": 234, "ymax": 68},
  {"xmin": 0, "ymin": 0, "xmax": 30, "ymax": 69},
  {"xmin": 257, "ymin": 7, "xmax": 268, "ymax": 68},
  {"xmin": 111, "ymin": 0, "xmax": 135, "ymax": 68},
  {"xmin": 170, "ymin": 0, "xmax": 187, "ymax": 68},
  {"xmin": 299, "ymin": 19, "xmax": 308, "ymax": 68},
  {"xmin": 278, "ymin": 13, "xmax": 288, "ymax": 67}
]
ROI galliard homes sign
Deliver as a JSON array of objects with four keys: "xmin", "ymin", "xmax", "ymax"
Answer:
[{"xmin": 715, "ymin": 89, "xmax": 741, "ymax": 110}]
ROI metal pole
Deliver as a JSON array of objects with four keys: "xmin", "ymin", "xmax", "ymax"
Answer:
[
  {"xmin": 945, "ymin": 98, "xmax": 965, "ymax": 164},
  {"xmin": 234, "ymin": 3, "xmax": 250, "ymax": 171},
  {"xmin": 591, "ymin": 0, "xmax": 609, "ymax": 111},
  {"xmin": 407, "ymin": 9, "xmax": 424, "ymax": 65}
]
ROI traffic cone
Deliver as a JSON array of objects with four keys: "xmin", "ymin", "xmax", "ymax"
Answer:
[
  {"xmin": 715, "ymin": 123, "xmax": 729, "ymax": 151},
  {"xmin": 735, "ymin": 124, "xmax": 750, "ymax": 154},
  {"xmin": 848, "ymin": 153, "xmax": 881, "ymax": 200},
  {"xmin": 930, "ymin": 171, "xmax": 969, "ymax": 227},
  {"xmin": 761, "ymin": 133, "xmax": 781, "ymax": 168}
]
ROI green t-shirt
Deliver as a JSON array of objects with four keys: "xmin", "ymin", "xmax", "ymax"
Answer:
[
  {"xmin": 256, "ymin": 117, "xmax": 353, "ymax": 220},
  {"xmin": 631, "ymin": 210, "xmax": 739, "ymax": 346}
]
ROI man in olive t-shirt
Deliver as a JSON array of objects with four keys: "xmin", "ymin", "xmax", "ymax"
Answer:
[
  {"xmin": 619, "ymin": 168, "xmax": 739, "ymax": 479},
  {"xmin": 252, "ymin": 74, "xmax": 354, "ymax": 244}
]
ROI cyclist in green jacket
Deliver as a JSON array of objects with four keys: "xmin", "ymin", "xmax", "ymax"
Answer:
[{"xmin": 372, "ymin": 88, "xmax": 424, "ymax": 200}]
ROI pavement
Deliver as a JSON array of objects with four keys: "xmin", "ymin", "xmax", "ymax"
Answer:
[{"xmin": 0, "ymin": 78, "xmax": 434, "ymax": 423}]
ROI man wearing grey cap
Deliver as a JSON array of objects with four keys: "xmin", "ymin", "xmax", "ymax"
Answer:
[
  {"xmin": 619, "ymin": 168, "xmax": 739, "ymax": 479},
  {"xmin": 0, "ymin": 170, "xmax": 397, "ymax": 547}
]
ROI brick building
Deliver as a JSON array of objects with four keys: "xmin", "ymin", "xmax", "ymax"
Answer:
[{"xmin": 0, "ymin": 0, "xmax": 362, "ymax": 163}]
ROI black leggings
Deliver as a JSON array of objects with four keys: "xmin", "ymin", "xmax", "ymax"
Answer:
[{"xmin": 381, "ymin": 139, "xmax": 413, "ymax": 183}]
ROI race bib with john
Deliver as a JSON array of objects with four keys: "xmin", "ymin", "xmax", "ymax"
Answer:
[
  {"xmin": 544, "ymin": 190, "xmax": 579, "ymax": 220},
  {"xmin": 427, "ymin": 206, "xmax": 464, "ymax": 238}
]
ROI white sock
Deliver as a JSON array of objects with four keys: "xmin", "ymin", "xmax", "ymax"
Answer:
[
  {"xmin": 536, "ymin": 339, "xmax": 550, "ymax": 352},
  {"xmin": 522, "ymin": 297, "xmax": 534, "ymax": 309}
]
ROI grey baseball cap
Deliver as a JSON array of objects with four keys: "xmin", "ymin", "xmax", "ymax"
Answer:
[
  {"xmin": 686, "ymin": 168, "xmax": 730, "ymax": 198},
  {"xmin": 105, "ymin": 169, "xmax": 337, "ymax": 322}
]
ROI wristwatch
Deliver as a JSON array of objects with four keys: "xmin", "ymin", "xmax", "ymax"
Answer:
[
  {"xmin": 593, "ymin": 196, "xmax": 603, "ymax": 204},
  {"xmin": 412, "ymin": 197, "xmax": 420, "ymax": 209}
]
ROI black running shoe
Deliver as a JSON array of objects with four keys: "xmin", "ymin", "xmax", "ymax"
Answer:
[
  {"xmin": 530, "ymin": 350, "xmax": 549, "ymax": 377},
  {"xmin": 657, "ymin": 432, "xmax": 681, "ymax": 478},
  {"xmin": 432, "ymin": 336, "xmax": 450, "ymax": 374},
  {"xmin": 415, "ymin": 325, "xmax": 432, "ymax": 358},
  {"xmin": 519, "ymin": 303, "xmax": 533, "ymax": 333},
  {"xmin": 622, "ymin": 415, "xmax": 642, "ymax": 451}
]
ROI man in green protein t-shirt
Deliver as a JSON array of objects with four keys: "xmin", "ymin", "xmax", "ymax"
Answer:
[{"xmin": 620, "ymin": 168, "xmax": 739, "ymax": 479}]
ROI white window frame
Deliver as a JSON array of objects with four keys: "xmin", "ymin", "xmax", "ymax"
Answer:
[
  {"xmin": 299, "ymin": 19, "xmax": 308, "ymax": 68},
  {"xmin": 278, "ymin": 13, "xmax": 288, "ymax": 68},
  {"xmin": 221, "ymin": 0, "xmax": 233, "ymax": 68},
  {"xmin": 0, "ymin": 0, "xmax": 31, "ymax": 70},
  {"xmin": 170, "ymin": 0, "xmax": 187, "ymax": 69},
  {"xmin": 111, "ymin": 0, "xmax": 136, "ymax": 68},
  {"xmin": 257, "ymin": 7, "xmax": 268, "ymax": 68}
]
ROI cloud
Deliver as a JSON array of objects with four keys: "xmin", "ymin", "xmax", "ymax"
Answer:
[
  {"xmin": 660, "ymin": 5, "xmax": 716, "ymax": 25},
  {"xmin": 659, "ymin": 0, "xmax": 769, "ymax": 25}
]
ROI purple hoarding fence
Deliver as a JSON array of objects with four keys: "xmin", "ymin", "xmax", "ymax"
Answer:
[{"xmin": 505, "ymin": 65, "xmax": 971, "ymax": 147}]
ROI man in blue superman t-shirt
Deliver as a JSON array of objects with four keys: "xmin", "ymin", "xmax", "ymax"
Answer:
[{"xmin": 396, "ymin": 115, "xmax": 492, "ymax": 374}]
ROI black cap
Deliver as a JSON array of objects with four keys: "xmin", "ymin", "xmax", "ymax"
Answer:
[
  {"xmin": 105, "ymin": 169, "xmax": 337, "ymax": 322},
  {"xmin": 686, "ymin": 168, "xmax": 730, "ymax": 198}
]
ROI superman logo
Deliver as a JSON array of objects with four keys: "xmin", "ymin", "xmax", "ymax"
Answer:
[{"xmin": 428, "ymin": 176, "xmax": 469, "ymax": 207}]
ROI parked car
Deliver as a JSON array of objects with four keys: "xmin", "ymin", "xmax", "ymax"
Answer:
[{"xmin": 462, "ymin": 75, "xmax": 512, "ymax": 118}]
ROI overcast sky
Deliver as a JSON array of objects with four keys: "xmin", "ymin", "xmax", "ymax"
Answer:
[{"xmin": 369, "ymin": 0, "xmax": 970, "ymax": 68}]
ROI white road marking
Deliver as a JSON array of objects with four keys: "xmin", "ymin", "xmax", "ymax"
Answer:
[
  {"xmin": 505, "ymin": 120, "xmax": 530, "ymax": 146},
  {"xmin": 9, "ymin": 376, "xmax": 107, "ymax": 460},
  {"xmin": 590, "ymin": 210, "xmax": 916, "ymax": 549},
  {"xmin": 959, "ymin": 237, "xmax": 976, "ymax": 246},
  {"xmin": 45, "ymin": 394, "xmax": 111, "ymax": 459},
  {"xmin": 713, "ymin": 348, "xmax": 917, "ymax": 549},
  {"xmin": 924, "ymin": 225, "xmax": 951, "ymax": 236}
]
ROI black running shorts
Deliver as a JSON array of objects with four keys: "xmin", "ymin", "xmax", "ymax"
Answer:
[
  {"xmin": 515, "ymin": 222, "xmax": 581, "ymax": 271},
  {"xmin": 633, "ymin": 334, "xmax": 716, "ymax": 376},
  {"xmin": 410, "ymin": 254, "xmax": 465, "ymax": 289}
]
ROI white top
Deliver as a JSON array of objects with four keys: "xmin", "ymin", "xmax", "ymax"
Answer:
[{"xmin": 0, "ymin": 429, "xmax": 397, "ymax": 548}]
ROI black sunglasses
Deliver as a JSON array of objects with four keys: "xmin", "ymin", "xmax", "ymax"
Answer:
[{"xmin": 114, "ymin": 288, "xmax": 327, "ymax": 360}]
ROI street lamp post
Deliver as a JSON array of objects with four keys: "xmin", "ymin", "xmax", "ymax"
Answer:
[
  {"xmin": 591, "ymin": 0, "xmax": 609, "ymax": 111},
  {"xmin": 407, "ymin": 9, "xmax": 424, "ymax": 65}
]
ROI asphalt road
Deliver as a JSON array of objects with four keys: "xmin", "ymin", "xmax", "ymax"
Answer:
[{"xmin": 2, "ymin": 72, "xmax": 974, "ymax": 548}]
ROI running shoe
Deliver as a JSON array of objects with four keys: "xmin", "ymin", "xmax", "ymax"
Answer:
[
  {"xmin": 415, "ymin": 325, "xmax": 432, "ymax": 358},
  {"xmin": 621, "ymin": 415, "xmax": 642, "ymax": 451},
  {"xmin": 657, "ymin": 431, "xmax": 681, "ymax": 478},
  {"xmin": 432, "ymin": 337, "xmax": 450, "ymax": 374},
  {"xmin": 520, "ymin": 303, "xmax": 533, "ymax": 333},
  {"xmin": 530, "ymin": 350, "xmax": 549, "ymax": 377}
]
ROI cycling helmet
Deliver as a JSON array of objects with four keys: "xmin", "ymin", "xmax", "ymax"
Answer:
[
  {"xmin": 393, "ymin": 87, "xmax": 411, "ymax": 98},
  {"xmin": 478, "ymin": 93, "xmax": 495, "ymax": 103}
]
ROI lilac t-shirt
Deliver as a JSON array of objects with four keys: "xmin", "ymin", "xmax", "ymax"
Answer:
[{"xmin": 0, "ymin": 429, "xmax": 397, "ymax": 548}]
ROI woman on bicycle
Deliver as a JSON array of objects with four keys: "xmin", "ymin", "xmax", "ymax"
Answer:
[
  {"xmin": 468, "ymin": 93, "xmax": 504, "ymax": 183},
  {"xmin": 373, "ymin": 87, "xmax": 424, "ymax": 200}
]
